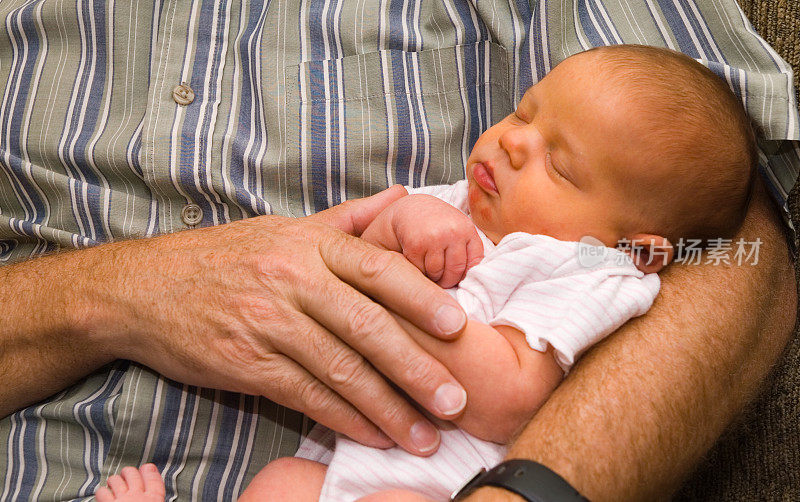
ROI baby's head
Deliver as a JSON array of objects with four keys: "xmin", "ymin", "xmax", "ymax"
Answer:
[{"xmin": 466, "ymin": 44, "xmax": 756, "ymax": 272}]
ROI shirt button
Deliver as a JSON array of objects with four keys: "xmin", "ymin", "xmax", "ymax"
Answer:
[
  {"xmin": 181, "ymin": 203, "xmax": 203, "ymax": 226},
  {"xmin": 172, "ymin": 82, "xmax": 195, "ymax": 105}
]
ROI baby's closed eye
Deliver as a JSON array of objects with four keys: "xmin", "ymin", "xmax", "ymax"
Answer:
[{"xmin": 545, "ymin": 152, "xmax": 566, "ymax": 180}]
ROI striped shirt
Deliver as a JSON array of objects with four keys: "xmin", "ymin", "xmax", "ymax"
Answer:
[{"xmin": 1, "ymin": 0, "xmax": 798, "ymax": 500}]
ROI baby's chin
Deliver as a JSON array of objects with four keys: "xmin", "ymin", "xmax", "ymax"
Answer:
[{"xmin": 466, "ymin": 181, "xmax": 506, "ymax": 244}]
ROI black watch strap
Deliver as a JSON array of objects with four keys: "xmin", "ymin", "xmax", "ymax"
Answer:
[{"xmin": 450, "ymin": 459, "xmax": 590, "ymax": 502}]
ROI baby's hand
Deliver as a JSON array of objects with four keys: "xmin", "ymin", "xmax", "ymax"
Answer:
[{"xmin": 392, "ymin": 195, "xmax": 484, "ymax": 288}]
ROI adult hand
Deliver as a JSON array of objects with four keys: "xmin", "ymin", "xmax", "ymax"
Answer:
[{"xmin": 80, "ymin": 186, "xmax": 468, "ymax": 455}]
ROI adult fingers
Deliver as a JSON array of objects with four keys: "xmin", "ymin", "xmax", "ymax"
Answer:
[
  {"xmin": 436, "ymin": 244, "xmax": 467, "ymax": 289},
  {"xmin": 310, "ymin": 185, "xmax": 408, "ymax": 236},
  {"xmin": 253, "ymin": 352, "xmax": 395, "ymax": 450},
  {"xmin": 319, "ymin": 234, "xmax": 467, "ymax": 339},
  {"xmin": 271, "ymin": 313, "xmax": 440, "ymax": 455},
  {"xmin": 298, "ymin": 264, "xmax": 467, "ymax": 423}
]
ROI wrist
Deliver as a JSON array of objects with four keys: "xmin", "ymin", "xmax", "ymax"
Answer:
[
  {"xmin": 456, "ymin": 460, "xmax": 587, "ymax": 502},
  {"xmin": 465, "ymin": 486, "xmax": 525, "ymax": 502},
  {"xmin": 68, "ymin": 240, "xmax": 139, "ymax": 363},
  {"xmin": 0, "ymin": 246, "xmax": 119, "ymax": 416}
]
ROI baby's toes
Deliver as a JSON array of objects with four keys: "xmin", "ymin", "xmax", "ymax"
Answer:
[
  {"xmin": 95, "ymin": 486, "xmax": 115, "ymax": 502},
  {"xmin": 95, "ymin": 465, "xmax": 164, "ymax": 502},
  {"xmin": 107, "ymin": 474, "xmax": 129, "ymax": 497},
  {"xmin": 140, "ymin": 464, "xmax": 166, "ymax": 499},
  {"xmin": 121, "ymin": 466, "xmax": 145, "ymax": 493}
]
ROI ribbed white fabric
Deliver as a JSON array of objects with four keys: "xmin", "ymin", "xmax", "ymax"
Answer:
[{"xmin": 296, "ymin": 181, "xmax": 661, "ymax": 501}]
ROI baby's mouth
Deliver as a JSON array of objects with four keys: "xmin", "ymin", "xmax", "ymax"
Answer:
[{"xmin": 471, "ymin": 162, "xmax": 498, "ymax": 194}]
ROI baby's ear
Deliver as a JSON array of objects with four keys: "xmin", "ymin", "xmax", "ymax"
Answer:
[{"xmin": 621, "ymin": 234, "xmax": 674, "ymax": 273}]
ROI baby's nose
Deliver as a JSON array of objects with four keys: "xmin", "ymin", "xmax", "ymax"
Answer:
[{"xmin": 498, "ymin": 126, "xmax": 541, "ymax": 169}]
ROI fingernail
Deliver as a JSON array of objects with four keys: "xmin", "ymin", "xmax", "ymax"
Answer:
[
  {"xmin": 410, "ymin": 421, "xmax": 440, "ymax": 454},
  {"xmin": 434, "ymin": 383, "xmax": 467, "ymax": 416},
  {"xmin": 435, "ymin": 304, "xmax": 465, "ymax": 335}
]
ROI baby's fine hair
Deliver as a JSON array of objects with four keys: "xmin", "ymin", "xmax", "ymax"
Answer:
[{"xmin": 584, "ymin": 44, "xmax": 757, "ymax": 243}]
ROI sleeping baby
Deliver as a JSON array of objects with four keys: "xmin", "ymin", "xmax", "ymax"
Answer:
[{"xmin": 95, "ymin": 44, "xmax": 756, "ymax": 502}]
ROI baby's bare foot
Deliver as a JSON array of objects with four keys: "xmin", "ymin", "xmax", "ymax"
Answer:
[{"xmin": 95, "ymin": 464, "xmax": 165, "ymax": 502}]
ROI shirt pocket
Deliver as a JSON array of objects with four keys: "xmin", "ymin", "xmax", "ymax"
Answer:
[{"xmin": 281, "ymin": 41, "xmax": 512, "ymax": 215}]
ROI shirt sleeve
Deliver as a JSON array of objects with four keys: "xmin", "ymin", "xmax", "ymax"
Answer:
[{"xmin": 454, "ymin": 233, "xmax": 661, "ymax": 373}]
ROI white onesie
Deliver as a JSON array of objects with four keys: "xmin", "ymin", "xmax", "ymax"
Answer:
[{"xmin": 296, "ymin": 180, "xmax": 661, "ymax": 501}]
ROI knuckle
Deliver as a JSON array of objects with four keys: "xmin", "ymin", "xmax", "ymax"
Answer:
[
  {"xmin": 214, "ymin": 331, "xmax": 262, "ymax": 368},
  {"xmin": 427, "ymin": 261, "xmax": 444, "ymax": 275},
  {"xmin": 434, "ymin": 223, "xmax": 453, "ymax": 237},
  {"xmin": 405, "ymin": 233, "xmax": 426, "ymax": 250},
  {"xmin": 401, "ymin": 241, "xmax": 423, "ymax": 257},
  {"xmin": 327, "ymin": 348, "xmax": 367, "ymax": 386},
  {"xmin": 458, "ymin": 226, "xmax": 475, "ymax": 239},
  {"xmin": 374, "ymin": 399, "xmax": 409, "ymax": 427},
  {"xmin": 346, "ymin": 301, "xmax": 387, "ymax": 339},
  {"xmin": 336, "ymin": 199, "xmax": 354, "ymax": 212},
  {"xmin": 297, "ymin": 379, "xmax": 334, "ymax": 413},
  {"xmin": 403, "ymin": 247, "xmax": 425, "ymax": 264},
  {"xmin": 241, "ymin": 353, "xmax": 286, "ymax": 397},
  {"xmin": 246, "ymin": 297, "xmax": 294, "ymax": 328},
  {"xmin": 253, "ymin": 252, "xmax": 295, "ymax": 282},
  {"xmin": 358, "ymin": 249, "xmax": 401, "ymax": 279},
  {"xmin": 290, "ymin": 218, "xmax": 322, "ymax": 238},
  {"xmin": 397, "ymin": 353, "xmax": 439, "ymax": 390}
]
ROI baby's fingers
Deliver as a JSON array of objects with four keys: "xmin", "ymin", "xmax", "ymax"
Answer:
[
  {"xmin": 466, "ymin": 235, "xmax": 484, "ymax": 270},
  {"xmin": 423, "ymin": 249, "xmax": 445, "ymax": 283},
  {"xmin": 437, "ymin": 244, "xmax": 468, "ymax": 288}
]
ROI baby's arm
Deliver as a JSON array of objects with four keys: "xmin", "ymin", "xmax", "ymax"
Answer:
[
  {"xmin": 392, "ymin": 313, "xmax": 563, "ymax": 444},
  {"xmin": 361, "ymin": 192, "xmax": 484, "ymax": 288},
  {"xmin": 361, "ymin": 193, "xmax": 561, "ymax": 441}
]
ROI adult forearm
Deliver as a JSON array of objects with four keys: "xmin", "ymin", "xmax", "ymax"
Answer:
[
  {"xmin": 467, "ymin": 182, "xmax": 796, "ymax": 501},
  {"xmin": 0, "ymin": 245, "xmax": 116, "ymax": 418},
  {"xmin": 1, "ymin": 187, "xmax": 476, "ymax": 455}
]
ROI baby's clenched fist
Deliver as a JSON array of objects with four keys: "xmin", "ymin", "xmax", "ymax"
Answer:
[{"xmin": 362, "ymin": 193, "xmax": 484, "ymax": 288}]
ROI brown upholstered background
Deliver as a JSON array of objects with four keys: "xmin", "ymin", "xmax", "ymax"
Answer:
[{"xmin": 674, "ymin": 1, "xmax": 800, "ymax": 499}]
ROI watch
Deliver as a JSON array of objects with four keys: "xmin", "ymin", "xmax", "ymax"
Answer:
[{"xmin": 449, "ymin": 459, "xmax": 590, "ymax": 502}]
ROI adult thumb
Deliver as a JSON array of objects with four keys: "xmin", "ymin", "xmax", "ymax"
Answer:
[{"xmin": 307, "ymin": 185, "xmax": 407, "ymax": 236}]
